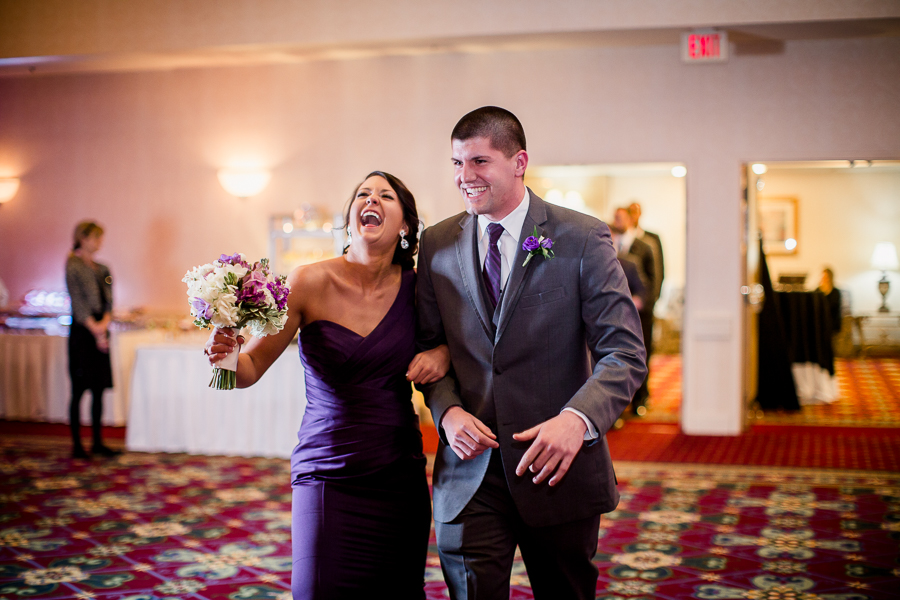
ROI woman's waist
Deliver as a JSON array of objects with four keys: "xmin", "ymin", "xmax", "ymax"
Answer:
[
  {"xmin": 291, "ymin": 423, "xmax": 424, "ymax": 480},
  {"xmin": 302, "ymin": 387, "xmax": 417, "ymax": 426}
]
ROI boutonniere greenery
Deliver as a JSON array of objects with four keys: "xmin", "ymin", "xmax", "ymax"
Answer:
[{"xmin": 522, "ymin": 226, "xmax": 554, "ymax": 267}]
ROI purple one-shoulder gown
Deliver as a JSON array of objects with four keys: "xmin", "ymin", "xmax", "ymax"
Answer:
[{"xmin": 290, "ymin": 268, "xmax": 430, "ymax": 599}]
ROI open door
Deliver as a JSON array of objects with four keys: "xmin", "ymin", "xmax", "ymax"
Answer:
[{"xmin": 741, "ymin": 164, "xmax": 764, "ymax": 426}]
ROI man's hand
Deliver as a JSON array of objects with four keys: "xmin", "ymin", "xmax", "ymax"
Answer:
[
  {"xmin": 441, "ymin": 406, "xmax": 499, "ymax": 460},
  {"xmin": 513, "ymin": 411, "xmax": 588, "ymax": 486}
]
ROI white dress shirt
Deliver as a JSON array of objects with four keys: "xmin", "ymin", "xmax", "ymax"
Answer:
[
  {"xmin": 476, "ymin": 189, "xmax": 530, "ymax": 289},
  {"xmin": 477, "ymin": 189, "xmax": 599, "ymax": 440}
]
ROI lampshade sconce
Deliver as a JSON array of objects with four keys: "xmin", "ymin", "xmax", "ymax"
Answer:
[
  {"xmin": 217, "ymin": 168, "xmax": 271, "ymax": 199},
  {"xmin": 871, "ymin": 242, "xmax": 899, "ymax": 313},
  {"xmin": 0, "ymin": 178, "xmax": 20, "ymax": 205}
]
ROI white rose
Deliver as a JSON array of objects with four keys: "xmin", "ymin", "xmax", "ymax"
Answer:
[{"xmin": 210, "ymin": 292, "xmax": 239, "ymax": 327}]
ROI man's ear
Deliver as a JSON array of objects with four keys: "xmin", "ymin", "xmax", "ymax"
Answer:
[{"xmin": 515, "ymin": 150, "xmax": 529, "ymax": 177}]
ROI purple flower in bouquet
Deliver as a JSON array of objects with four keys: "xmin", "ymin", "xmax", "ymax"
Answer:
[
  {"xmin": 267, "ymin": 280, "xmax": 290, "ymax": 311},
  {"xmin": 219, "ymin": 253, "xmax": 251, "ymax": 269},
  {"xmin": 237, "ymin": 269, "xmax": 269, "ymax": 306},
  {"xmin": 540, "ymin": 237, "xmax": 553, "ymax": 249},
  {"xmin": 190, "ymin": 297, "xmax": 213, "ymax": 320}
]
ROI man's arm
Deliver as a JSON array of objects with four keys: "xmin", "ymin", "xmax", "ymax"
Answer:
[
  {"xmin": 416, "ymin": 227, "xmax": 498, "ymax": 459},
  {"xmin": 514, "ymin": 223, "xmax": 647, "ymax": 485},
  {"xmin": 567, "ymin": 224, "xmax": 648, "ymax": 432}
]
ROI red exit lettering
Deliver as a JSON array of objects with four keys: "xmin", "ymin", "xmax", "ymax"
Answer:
[
  {"xmin": 682, "ymin": 31, "xmax": 728, "ymax": 63},
  {"xmin": 688, "ymin": 34, "xmax": 721, "ymax": 59}
]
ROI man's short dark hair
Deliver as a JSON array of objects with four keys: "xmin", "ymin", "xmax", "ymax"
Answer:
[{"xmin": 451, "ymin": 106, "xmax": 526, "ymax": 158}]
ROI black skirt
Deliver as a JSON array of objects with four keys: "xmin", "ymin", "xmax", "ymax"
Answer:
[{"xmin": 68, "ymin": 322, "xmax": 113, "ymax": 390}]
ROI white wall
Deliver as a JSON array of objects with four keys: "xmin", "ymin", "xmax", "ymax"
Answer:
[
  {"xmin": 762, "ymin": 168, "xmax": 900, "ymax": 314},
  {"xmin": 1, "ymin": 36, "xmax": 899, "ymax": 435}
]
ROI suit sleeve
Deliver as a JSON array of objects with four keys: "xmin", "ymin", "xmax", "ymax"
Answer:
[
  {"xmin": 415, "ymin": 227, "xmax": 464, "ymax": 440},
  {"xmin": 565, "ymin": 224, "xmax": 648, "ymax": 436}
]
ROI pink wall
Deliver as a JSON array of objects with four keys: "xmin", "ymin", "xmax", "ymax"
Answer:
[{"xmin": 0, "ymin": 37, "xmax": 898, "ymax": 318}]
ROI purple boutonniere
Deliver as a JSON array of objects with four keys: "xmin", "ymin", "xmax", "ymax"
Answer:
[{"xmin": 522, "ymin": 226, "xmax": 554, "ymax": 267}]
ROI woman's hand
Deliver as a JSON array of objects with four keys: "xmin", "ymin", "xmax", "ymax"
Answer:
[
  {"xmin": 406, "ymin": 344, "xmax": 450, "ymax": 385},
  {"xmin": 86, "ymin": 315, "xmax": 110, "ymax": 353},
  {"xmin": 204, "ymin": 328, "xmax": 245, "ymax": 366}
]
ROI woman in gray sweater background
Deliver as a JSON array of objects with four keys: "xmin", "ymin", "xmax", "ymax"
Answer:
[{"xmin": 65, "ymin": 221, "xmax": 118, "ymax": 459}]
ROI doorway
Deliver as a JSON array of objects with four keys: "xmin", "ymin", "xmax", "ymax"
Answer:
[{"xmin": 742, "ymin": 160, "xmax": 900, "ymax": 428}]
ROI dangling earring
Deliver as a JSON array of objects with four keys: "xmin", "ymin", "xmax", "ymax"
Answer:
[
  {"xmin": 399, "ymin": 230, "xmax": 409, "ymax": 250},
  {"xmin": 344, "ymin": 230, "xmax": 351, "ymax": 251}
]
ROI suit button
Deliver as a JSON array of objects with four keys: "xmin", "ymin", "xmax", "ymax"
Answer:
[{"xmin": 494, "ymin": 366, "xmax": 502, "ymax": 375}]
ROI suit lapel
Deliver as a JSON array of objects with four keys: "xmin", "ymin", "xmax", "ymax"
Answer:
[
  {"xmin": 456, "ymin": 213, "xmax": 495, "ymax": 341},
  {"xmin": 495, "ymin": 191, "xmax": 548, "ymax": 341}
]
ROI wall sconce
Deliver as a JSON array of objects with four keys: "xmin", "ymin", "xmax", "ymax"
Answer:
[
  {"xmin": 872, "ymin": 242, "xmax": 899, "ymax": 313},
  {"xmin": 217, "ymin": 168, "xmax": 271, "ymax": 199},
  {"xmin": 0, "ymin": 178, "xmax": 20, "ymax": 205}
]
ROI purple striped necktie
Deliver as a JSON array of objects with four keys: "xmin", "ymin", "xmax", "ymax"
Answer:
[{"xmin": 483, "ymin": 223, "xmax": 504, "ymax": 309}]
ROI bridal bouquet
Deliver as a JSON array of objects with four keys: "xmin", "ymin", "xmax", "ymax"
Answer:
[{"xmin": 183, "ymin": 253, "xmax": 291, "ymax": 389}]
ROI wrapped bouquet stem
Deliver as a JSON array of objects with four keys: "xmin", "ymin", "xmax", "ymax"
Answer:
[
  {"xmin": 208, "ymin": 327, "xmax": 241, "ymax": 389},
  {"xmin": 183, "ymin": 253, "xmax": 290, "ymax": 390}
]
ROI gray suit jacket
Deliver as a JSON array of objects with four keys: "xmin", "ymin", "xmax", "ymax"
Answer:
[{"xmin": 417, "ymin": 191, "xmax": 647, "ymax": 527}]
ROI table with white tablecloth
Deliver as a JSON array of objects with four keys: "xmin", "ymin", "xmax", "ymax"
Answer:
[
  {"xmin": 125, "ymin": 343, "xmax": 307, "ymax": 458},
  {"xmin": 0, "ymin": 328, "xmax": 209, "ymax": 426},
  {"xmin": 0, "ymin": 332, "xmax": 75, "ymax": 422}
]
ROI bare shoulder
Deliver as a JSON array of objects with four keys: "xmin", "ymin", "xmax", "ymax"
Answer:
[{"xmin": 287, "ymin": 257, "xmax": 342, "ymax": 289}]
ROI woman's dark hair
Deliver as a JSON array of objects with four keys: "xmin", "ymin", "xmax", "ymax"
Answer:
[
  {"xmin": 72, "ymin": 221, "xmax": 104, "ymax": 251},
  {"xmin": 342, "ymin": 171, "xmax": 419, "ymax": 270}
]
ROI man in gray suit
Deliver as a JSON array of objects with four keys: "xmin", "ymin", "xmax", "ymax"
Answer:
[{"xmin": 416, "ymin": 106, "xmax": 647, "ymax": 599}]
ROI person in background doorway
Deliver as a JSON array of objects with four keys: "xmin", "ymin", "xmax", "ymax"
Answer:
[
  {"xmin": 65, "ymin": 221, "xmax": 119, "ymax": 459},
  {"xmin": 628, "ymin": 202, "xmax": 665, "ymax": 306},
  {"xmin": 818, "ymin": 266, "xmax": 842, "ymax": 336}
]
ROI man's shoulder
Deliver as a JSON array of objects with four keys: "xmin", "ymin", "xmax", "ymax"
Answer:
[
  {"xmin": 630, "ymin": 236, "xmax": 653, "ymax": 254},
  {"xmin": 540, "ymin": 200, "xmax": 606, "ymax": 239},
  {"xmin": 641, "ymin": 230, "xmax": 662, "ymax": 244},
  {"xmin": 423, "ymin": 211, "xmax": 469, "ymax": 241}
]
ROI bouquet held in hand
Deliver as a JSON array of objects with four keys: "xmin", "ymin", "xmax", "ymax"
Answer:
[{"xmin": 183, "ymin": 253, "xmax": 291, "ymax": 389}]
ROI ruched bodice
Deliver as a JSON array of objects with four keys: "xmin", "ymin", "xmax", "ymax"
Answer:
[{"xmin": 290, "ymin": 268, "xmax": 422, "ymax": 482}]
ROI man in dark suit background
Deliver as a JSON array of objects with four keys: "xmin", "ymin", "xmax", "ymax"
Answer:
[
  {"xmin": 610, "ymin": 206, "xmax": 657, "ymax": 415},
  {"xmin": 629, "ymin": 202, "xmax": 665, "ymax": 307},
  {"xmin": 416, "ymin": 106, "xmax": 646, "ymax": 599}
]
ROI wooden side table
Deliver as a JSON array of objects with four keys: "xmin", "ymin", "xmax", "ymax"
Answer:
[{"xmin": 856, "ymin": 313, "xmax": 900, "ymax": 357}]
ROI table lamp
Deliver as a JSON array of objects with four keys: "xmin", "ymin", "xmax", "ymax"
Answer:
[{"xmin": 871, "ymin": 242, "xmax": 899, "ymax": 313}]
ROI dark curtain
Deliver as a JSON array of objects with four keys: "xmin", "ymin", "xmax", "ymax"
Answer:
[{"xmin": 755, "ymin": 238, "xmax": 800, "ymax": 411}]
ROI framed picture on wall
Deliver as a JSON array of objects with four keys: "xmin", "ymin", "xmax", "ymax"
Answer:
[{"xmin": 759, "ymin": 197, "xmax": 798, "ymax": 255}]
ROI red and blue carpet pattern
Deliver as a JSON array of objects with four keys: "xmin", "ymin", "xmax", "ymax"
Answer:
[
  {"xmin": 644, "ymin": 356, "xmax": 900, "ymax": 428},
  {"xmin": 2, "ymin": 441, "xmax": 899, "ymax": 599}
]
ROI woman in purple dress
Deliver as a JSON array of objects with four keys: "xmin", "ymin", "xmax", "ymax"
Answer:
[{"xmin": 205, "ymin": 171, "xmax": 447, "ymax": 599}]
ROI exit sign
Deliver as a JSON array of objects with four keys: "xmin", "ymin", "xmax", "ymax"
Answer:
[{"xmin": 681, "ymin": 31, "xmax": 728, "ymax": 63}]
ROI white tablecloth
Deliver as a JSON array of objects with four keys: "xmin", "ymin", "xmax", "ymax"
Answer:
[
  {"xmin": 0, "ymin": 333, "xmax": 78, "ymax": 423},
  {"xmin": 0, "ymin": 329, "xmax": 209, "ymax": 426},
  {"xmin": 792, "ymin": 362, "xmax": 839, "ymax": 405},
  {"xmin": 126, "ymin": 344, "xmax": 307, "ymax": 458}
]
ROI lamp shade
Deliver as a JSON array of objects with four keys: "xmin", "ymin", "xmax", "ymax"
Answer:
[
  {"xmin": 0, "ymin": 178, "xmax": 20, "ymax": 203},
  {"xmin": 217, "ymin": 168, "xmax": 271, "ymax": 198},
  {"xmin": 872, "ymin": 242, "xmax": 899, "ymax": 271}
]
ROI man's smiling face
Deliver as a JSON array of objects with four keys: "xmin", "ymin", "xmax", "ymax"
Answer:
[{"xmin": 451, "ymin": 136, "xmax": 527, "ymax": 221}]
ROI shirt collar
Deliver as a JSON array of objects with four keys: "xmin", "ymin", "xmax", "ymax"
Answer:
[{"xmin": 477, "ymin": 188, "xmax": 530, "ymax": 242}]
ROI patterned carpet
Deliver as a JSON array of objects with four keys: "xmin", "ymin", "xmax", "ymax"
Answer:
[
  {"xmin": 2, "ymin": 441, "xmax": 899, "ymax": 599},
  {"xmin": 644, "ymin": 356, "xmax": 900, "ymax": 428}
]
